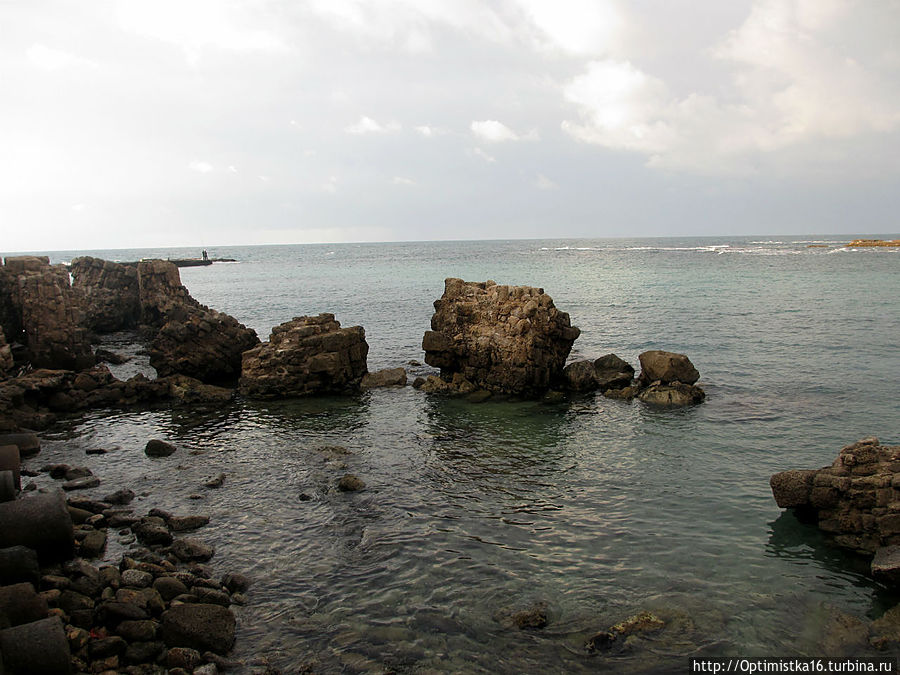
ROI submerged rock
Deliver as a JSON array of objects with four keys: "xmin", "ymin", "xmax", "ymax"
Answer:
[
  {"xmin": 638, "ymin": 381, "xmax": 706, "ymax": 406},
  {"xmin": 422, "ymin": 278, "xmax": 580, "ymax": 397},
  {"xmin": 145, "ymin": 439, "xmax": 177, "ymax": 458},
  {"xmin": 338, "ymin": 474, "xmax": 366, "ymax": 492},
  {"xmin": 160, "ymin": 603, "xmax": 236, "ymax": 654},
  {"xmin": 239, "ymin": 313, "xmax": 369, "ymax": 399},
  {"xmin": 360, "ymin": 367, "xmax": 407, "ymax": 389}
]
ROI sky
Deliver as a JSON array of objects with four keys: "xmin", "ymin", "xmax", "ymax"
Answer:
[{"xmin": 2, "ymin": 0, "xmax": 900, "ymax": 251}]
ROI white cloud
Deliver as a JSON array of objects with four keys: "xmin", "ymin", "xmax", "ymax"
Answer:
[
  {"xmin": 562, "ymin": 0, "xmax": 900, "ymax": 173},
  {"xmin": 345, "ymin": 116, "xmax": 401, "ymax": 134},
  {"xmin": 534, "ymin": 174, "xmax": 557, "ymax": 190},
  {"xmin": 392, "ymin": 176, "xmax": 415, "ymax": 185},
  {"xmin": 517, "ymin": 0, "xmax": 624, "ymax": 55},
  {"xmin": 189, "ymin": 161, "xmax": 214, "ymax": 173},
  {"xmin": 471, "ymin": 120, "xmax": 522, "ymax": 142},
  {"xmin": 415, "ymin": 125, "xmax": 446, "ymax": 137},
  {"xmin": 471, "ymin": 147, "xmax": 496, "ymax": 163},
  {"xmin": 26, "ymin": 43, "xmax": 98, "ymax": 71}
]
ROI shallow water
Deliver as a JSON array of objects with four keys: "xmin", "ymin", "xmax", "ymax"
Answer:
[{"xmin": 20, "ymin": 235, "xmax": 900, "ymax": 672}]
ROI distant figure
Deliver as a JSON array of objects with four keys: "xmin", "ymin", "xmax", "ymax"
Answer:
[{"xmin": 202, "ymin": 249, "xmax": 208, "ymax": 261}]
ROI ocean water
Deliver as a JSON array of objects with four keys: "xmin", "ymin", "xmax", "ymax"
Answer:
[{"xmin": 19, "ymin": 235, "xmax": 900, "ymax": 672}]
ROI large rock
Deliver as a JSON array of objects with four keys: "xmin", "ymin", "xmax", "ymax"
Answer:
[
  {"xmin": 0, "ymin": 326, "xmax": 13, "ymax": 376},
  {"xmin": 422, "ymin": 278, "xmax": 580, "ymax": 397},
  {"xmin": 135, "ymin": 261, "xmax": 258, "ymax": 383},
  {"xmin": 70, "ymin": 256, "xmax": 141, "ymax": 332},
  {"xmin": 1, "ymin": 258, "xmax": 94, "ymax": 370},
  {"xmin": 160, "ymin": 603, "xmax": 236, "ymax": 654},
  {"xmin": 638, "ymin": 350, "xmax": 700, "ymax": 385},
  {"xmin": 594, "ymin": 354, "xmax": 635, "ymax": 390},
  {"xmin": 770, "ymin": 437, "xmax": 900, "ymax": 556},
  {"xmin": 239, "ymin": 313, "xmax": 368, "ymax": 399}
]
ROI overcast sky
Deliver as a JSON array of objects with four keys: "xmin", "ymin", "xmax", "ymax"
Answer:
[{"xmin": 2, "ymin": 0, "xmax": 899, "ymax": 251}]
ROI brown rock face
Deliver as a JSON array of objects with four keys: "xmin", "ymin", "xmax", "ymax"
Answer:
[
  {"xmin": 422, "ymin": 278, "xmax": 580, "ymax": 397},
  {"xmin": 770, "ymin": 437, "xmax": 900, "ymax": 554},
  {"xmin": 239, "ymin": 314, "xmax": 369, "ymax": 399},
  {"xmin": 70, "ymin": 256, "xmax": 140, "ymax": 332},
  {"xmin": 638, "ymin": 350, "xmax": 700, "ymax": 385},
  {"xmin": 134, "ymin": 261, "xmax": 258, "ymax": 384},
  {"xmin": 0, "ymin": 326, "xmax": 13, "ymax": 376},
  {"xmin": 0, "ymin": 257, "xmax": 94, "ymax": 370}
]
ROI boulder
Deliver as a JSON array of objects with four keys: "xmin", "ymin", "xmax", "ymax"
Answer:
[
  {"xmin": 637, "ymin": 382, "xmax": 705, "ymax": 406},
  {"xmin": 360, "ymin": 367, "xmax": 407, "ymax": 389},
  {"xmin": 145, "ymin": 439, "xmax": 177, "ymax": 458},
  {"xmin": 593, "ymin": 354, "xmax": 635, "ymax": 390},
  {"xmin": 0, "ymin": 433, "xmax": 40, "ymax": 458},
  {"xmin": 239, "ymin": 313, "xmax": 369, "ymax": 399},
  {"xmin": 0, "ymin": 581, "xmax": 49, "ymax": 626},
  {"xmin": 770, "ymin": 437, "xmax": 900, "ymax": 556},
  {"xmin": 0, "ymin": 546, "xmax": 40, "ymax": 587},
  {"xmin": 422, "ymin": 278, "xmax": 580, "ymax": 397},
  {"xmin": 638, "ymin": 350, "xmax": 700, "ymax": 385},
  {"xmin": 159, "ymin": 603, "xmax": 236, "ymax": 654},
  {"xmin": 70, "ymin": 256, "xmax": 141, "ymax": 332},
  {"xmin": 562, "ymin": 360, "xmax": 597, "ymax": 392},
  {"xmin": 0, "ymin": 616, "xmax": 72, "ymax": 674},
  {"xmin": 0, "ymin": 489, "xmax": 74, "ymax": 562}
]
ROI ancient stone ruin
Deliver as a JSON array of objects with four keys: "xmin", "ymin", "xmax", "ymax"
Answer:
[
  {"xmin": 239, "ymin": 313, "xmax": 369, "ymax": 399},
  {"xmin": 771, "ymin": 437, "xmax": 900, "ymax": 582},
  {"xmin": 0, "ymin": 256, "xmax": 94, "ymax": 371},
  {"xmin": 422, "ymin": 278, "xmax": 580, "ymax": 397}
]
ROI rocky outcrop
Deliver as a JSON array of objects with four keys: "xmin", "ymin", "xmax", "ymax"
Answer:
[
  {"xmin": 0, "ymin": 257, "xmax": 94, "ymax": 371},
  {"xmin": 770, "ymin": 437, "xmax": 900, "ymax": 556},
  {"xmin": 563, "ymin": 354, "xmax": 635, "ymax": 393},
  {"xmin": 150, "ymin": 308, "xmax": 259, "ymax": 384},
  {"xmin": 422, "ymin": 279, "xmax": 580, "ymax": 397},
  {"xmin": 0, "ymin": 326, "xmax": 13, "ymax": 376},
  {"xmin": 136, "ymin": 260, "xmax": 199, "ymax": 328},
  {"xmin": 70, "ymin": 257, "xmax": 140, "ymax": 332},
  {"xmin": 239, "ymin": 314, "xmax": 369, "ymax": 399}
]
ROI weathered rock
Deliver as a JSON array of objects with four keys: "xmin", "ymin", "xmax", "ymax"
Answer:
[
  {"xmin": 70, "ymin": 256, "xmax": 141, "ymax": 332},
  {"xmin": 338, "ymin": 474, "xmax": 366, "ymax": 492},
  {"xmin": 121, "ymin": 569, "xmax": 154, "ymax": 588},
  {"xmin": 638, "ymin": 350, "xmax": 700, "ymax": 385},
  {"xmin": 170, "ymin": 538, "xmax": 215, "ymax": 562},
  {"xmin": 0, "ymin": 326, "xmax": 13, "ymax": 376},
  {"xmin": 422, "ymin": 279, "xmax": 580, "ymax": 397},
  {"xmin": 133, "ymin": 521, "xmax": 173, "ymax": 547},
  {"xmin": 153, "ymin": 576, "xmax": 189, "ymax": 601},
  {"xmin": 511, "ymin": 603, "xmax": 548, "ymax": 629},
  {"xmin": 0, "ymin": 616, "xmax": 72, "ymax": 674},
  {"xmin": 79, "ymin": 529, "xmax": 107, "ymax": 558},
  {"xmin": 239, "ymin": 313, "xmax": 369, "ymax": 399},
  {"xmin": 164, "ymin": 374, "xmax": 234, "ymax": 405},
  {"xmin": 159, "ymin": 603, "xmax": 236, "ymax": 654},
  {"xmin": 0, "ymin": 489, "xmax": 74, "ymax": 562},
  {"xmin": 116, "ymin": 618, "xmax": 158, "ymax": 642},
  {"xmin": 872, "ymin": 545, "xmax": 900, "ymax": 584},
  {"xmin": 1, "ymin": 258, "xmax": 94, "ymax": 371},
  {"xmin": 168, "ymin": 514, "xmax": 210, "ymax": 532},
  {"xmin": 221, "ymin": 572, "xmax": 251, "ymax": 594},
  {"xmin": 593, "ymin": 354, "xmax": 635, "ymax": 390},
  {"xmin": 103, "ymin": 487, "xmax": 135, "ymax": 505},
  {"xmin": 0, "ymin": 432, "xmax": 40, "ymax": 458},
  {"xmin": 145, "ymin": 439, "xmax": 177, "ymax": 457},
  {"xmin": 0, "ymin": 546, "xmax": 40, "ymax": 586},
  {"xmin": 637, "ymin": 381, "xmax": 706, "ymax": 406},
  {"xmin": 770, "ymin": 437, "xmax": 900, "ymax": 556},
  {"xmin": 0, "ymin": 581, "xmax": 49, "ymax": 626},
  {"xmin": 0, "ymin": 444, "xmax": 20, "ymax": 490},
  {"xmin": 360, "ymin": 367, "xmax": 407, "ymax": 389},
  {"xmin": 562, "ymin": 360, "xmax": 598, "ymax": 392}
]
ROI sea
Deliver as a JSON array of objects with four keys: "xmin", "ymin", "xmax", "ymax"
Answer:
[{"xmin": 13, "ymin": 235, "xmax": 900, "ymax": 672}]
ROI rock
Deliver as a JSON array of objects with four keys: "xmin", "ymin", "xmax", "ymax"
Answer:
[
  {"xmin": 239, "ymin": 313, "xmax": 369, "ymax": 399},
  {"xmin": 872, "ymin": 546, "xmax": 900, "ymax": 584},
  {"xmin": 204, "ymin": 473, "xmax": 226, "ymax": 488},
  {"xmin": 89, "ymin": 635, "xmax": 128, "ymax": 658},
  {"xmin": 422, "ymin": 278, "xmax": 580, "ymax": 397},
  {"xmin": 99, "ymin": 600, "xmax": 149, "ymax": 624},
  {"xmin": 103, "ymin": 488, "xmax": 135, "ymax": 505},
  {"xmin": 0, "ymin": 489, "xmax": 75, "ymax": 562},
  {"xmin": 0, "ymin": 326, "xmax": 13, "ymax": 375},
  {"xmin": 93, "ymin": 349, "xmax": 129, "ymax": 365},
  {"xmin": 2, "ymin": 258, "xmax": 94, "ymax": 370},
  {"xmin": 602, "ymin": 384, "xmax": 638, "ymax": 400},
  {"xmin": 79, "ymin": 529, "xmax": 107, "ymax": 558},
  {"xmin": 769, "ymin": 437, "xmax": 900, "ymax": 555},
  {"xmin": 135, "ymin": 260, "xmax": 259, "ymax": 384},
  {"xmin": 168, "ymin": 514, "xmax": 210, "ymax": 532},
  {"xmin": 0, "ymin": 432, "xmax": 41, "ymax": 458},
  {"xmin": 124, "ymin": 640, "xmax": 165, "ymax": 664},
  {"xmin": 159, "ymin": 603, "xmax": 236, "ymax": 654},
  {"xmin": 637, "ymin": 381, "xmax": 706, "ymax": 406},
  {"xmin": 0, "ymin": 444, "xmax": 20, "ymax": 490},
  {"xmin": 593, "ymin": 354, "xmax": 635, "ymax": 389},
  {"xmin": 611, "ymin": 610, "xmax": 666, "ymax": 636},
  {"xmin": 0, "ymin": 581, "xmax": 50, "ymax": 626},
  {"xmin": 153, "ymin": 576, "xmax": 189, "ymax": 601},
  {"xmin": 134, "ymin": 521, "xmax": 173, "ymax": 547},
  {"xmin": 338, "ymin": 474, "xmax": 366, "ymax": 492},
  {"xmin": 562, "ymin": 360, "xmax": 598, "ymax": 392},
  {"xmin": 164, "ymin": 374, "xmax": 234, "ymax": 405},
  {"xmin": 145, "ymin": 439, "xmax": 177, "ymax": 457},
  {"xmin": 121, "ymin": 569, "xmax": 154, "ymax": 588},
  {"xmin": 167, "ymin": 646, "xmax": 203, "ymax": 670},
  {"xmin": 870, "ymin": 604, "xmax": 900, "ymax": 645},
  {"xmin": 0, "ymin": 616, "xmax": 72, "ymax": 675},
  {"xmin": 360, "ymin": 367, "xmax": 407, "ymax": 389},
  {"xmin": 193, "ymin": 587, "xmax": 231, "ymax": 606},
  {"xmin": 0, "ymin": 545, "xmax": 41, "ymax": 586},
  {"xmin": 511, "ymin": 603, "xmax": 548, "ymax": 629},
  {"xmin": 63, "ymin": 475, "xmax": 101, "ymax": 491},
  {"xmin": 638, "ymin": 350, "xmax": 700, "ymax": 385},
  {"xmin": 221, "ymin": 572, "xmax": 251, "ymax": 594},
  {"xmin": 170, "ymin": 538, "xmax": 215, "ymax": 562},
  {"xmin": 63, "ymin": 465, "xmax": 92, "ymax": 481},
  {"xmin": 70, "ymin": 256, "xmax": 141, "ymax": 332}
]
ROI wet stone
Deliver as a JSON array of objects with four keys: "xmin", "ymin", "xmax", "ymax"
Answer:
[
  {"xmin": 153, "ymin": 576, "xmax": 189, "ymax": 601},
  {"xmin": 80, "ymin": 529, "xmax": 107, "ymax": 558},
  {"xmin": 145, "ymin": 439, "xmax": 177, "ymax": 457},
  {"xmin": 338, "ymin": 474, "xmax": 366, "ymax": 492},
  {"xmin": 170, "ymin": 537, "xmax": 215, "ymax": 562},
  {"xmin": 89, "ymin": 635, "xmax": 128, "ymax": 658},
  {"xmin": 103, "ymin": 488, "xmax": 135, "ymax": 505},
  {"xmin": 167, "ymin": 646, "xmax": 203, "ymax": 670},
  {"xmin": 168, "ymin": 514, "xmax": 210, "ymax": 531},
  {"xmin": 222, "ymin": 572, "xmax": 251, "ymax": 594},
  {"xmin": 115, "ymin": 618, "xmax": 158, "ymax": 642},
  {"xmin": 193, "ymin": 587, "xmax": 231, "ymax": 607},
  {"xmin": 124, "ymin": 640, "xmax": 165, "ymax": 664},
  {"xmin": 63, "ymin": 475, "xmax": 101, "ymax": 491},
  {"xmin": 121, "ymin": 569, "xmax": 153, "ymax": 588}
]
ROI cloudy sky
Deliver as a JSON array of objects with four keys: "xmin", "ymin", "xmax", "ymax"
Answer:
[{"xmin": 2, "ymin": 0, "xmax": 899, "ymax": 251}]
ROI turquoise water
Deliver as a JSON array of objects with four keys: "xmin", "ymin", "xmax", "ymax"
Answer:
[{"xmin": 23, "ymin": 236, "xmax": 900, "ymax": 671}]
